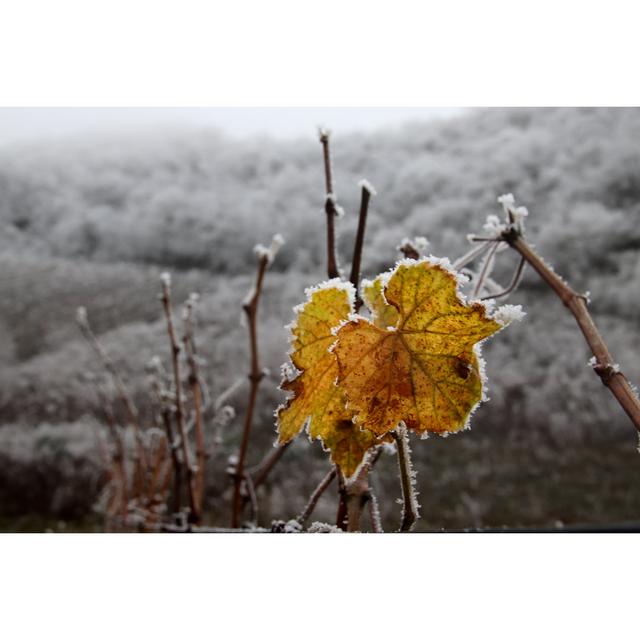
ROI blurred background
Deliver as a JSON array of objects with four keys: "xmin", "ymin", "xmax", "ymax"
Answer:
[{"xmin": 1, "ymin": 106, "xmax": 639, "ymax": 532}]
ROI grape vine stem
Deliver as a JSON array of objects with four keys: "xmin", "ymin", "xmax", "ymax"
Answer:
[
  {"xmin": 231, "ymin": 253, "xmax": 269, "ymax": 528},
  {"xmin": 503, "ymin": 230, "xmax": 640, "ymax": 433}
]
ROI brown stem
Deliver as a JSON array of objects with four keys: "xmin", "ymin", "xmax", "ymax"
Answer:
[
  {"xmin": 160, "ymin": 275, "xmax": 199, "ymax": 522},
  {"xmin": 335, "ymin": 446, "xmax": 385, "ymax": 531},
  {"xmin": 182, "ymin": 296, "xmax": 206, "ymax": 518},
  {"xmin": 297, "ymin": 467, "xmax": 337, "ymax": 526},
  {"xmin": 392, "ymin": 426, "xmax": 419, "ymax": 532},
  {"xmin": 160, "ymin": 405, "xmax": 182, "ymax": 516},
  {"xmin": 452, "ymin": 240, "xmax": 494, "ymax": 271},
  {"xmin": 350, "ymin": 183, "xmax": 373, "ymax": 310},
  {"xmin": 146, "ymin": 434, "xmax": 169, "ymax": 503},
  {"xmin": 231, "ymin": 255, "xmax": 269, "ymax": 528},
  {"xmin": 506, "ymin": 233, "xmax": 640, "ymax": 432},
  {"xmin": 472, "ymin": 239, "xmax": 499, "ymax": 298},
  {"xmin": 344, "ymin": 447, "xmax": 385, "ymax": 532},
  {"xmin": 335, "ymin": 470, "xmax": 349, "ymax": 530},
  {"xmin": 481, "ymin": 255, "xmax": 526, "ymax": 301},
  {"xmin": 319, "ymin": 130, "xmax": 340, "ymax": 279},
  {"xmin": 96, "ymin": 391, "xmax": 129, "ymax": 520},
  {"xmin": 319, "ymin": 128, "xmax": 333, "ymax": 195},
  {"xmin": 345, "ymin": 468, "xmax": 371, "ymax": 532},
  {"xmin": 249, "ymin": 441, "xmax": 291, "ymax": 489}
]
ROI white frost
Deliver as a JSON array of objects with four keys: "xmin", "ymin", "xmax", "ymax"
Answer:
[
  {"xmin": 492, "ymin": 304, "xmax": 526, "ymax": 326},
  {"xmin": 497, "ymin": 193, "xmax": 515, "ymax": 208},
  {"xmin": 283, "ymin": 519, "xmax": 303, "ymax": 533},
  {"xmin": 76, "ymin": 306, "xmax": 88, "ymax": 326},
  {"xmin": 358, "ymin": 178, "xmax": 377, "ymax": 196},
  {"xmin": 308, "ymin": 522, "xmax": 342, "ymax": 533},
  {"xmin": 253, "ymin": 233, "xmax": 285, "ymax": 264},
  {"xmin": 483, "ymin": 214, "xmax": 506, "ymax": 236}
]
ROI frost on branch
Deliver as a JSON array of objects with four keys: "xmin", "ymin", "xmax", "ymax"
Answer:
[
  {"xmin": 483, "ymin": 214, "xmax": 507, "ymax": 236},
  {"xmin": 326, "ymin": 193, "xmax": 345, "ymax": 217},
  {"xmin": 253, "ymin": 233, "xmax": 285, "ymax": 264},
  {"xmin": 317, "ymin": 126, "xmax": 331, "ymax": 141},
  {"xmin": 358, "ymin": 178, "xmax": 377, "ymax": 196},
  {"xmin": 76, "ymin": 305, "xmax": 88, "ymax": 328},
  {"xmin": 397, "ymin": 236, "xmax": 429, "ymax": 259}
]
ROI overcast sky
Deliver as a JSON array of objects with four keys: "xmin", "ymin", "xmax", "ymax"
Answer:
[{"xmin": 0, "ymin": 107, "xmax": 465, "ymax": 147}]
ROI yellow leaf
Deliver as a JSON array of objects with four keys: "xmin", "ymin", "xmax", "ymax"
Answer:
[
  {"xmin": 276, "ymin": 280, "xmax": 382, "ymax": 478},
  {"xmin": 361, "ymin": 276, "xmax": 399, "ymax": 329},
  {"xmin": 334, "ymin": 258, "xmax": 511, "ymax": 438}
]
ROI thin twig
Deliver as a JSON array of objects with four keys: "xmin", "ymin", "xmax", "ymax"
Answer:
[
  {"xmin": 297, "ymin": 467, "xmax": 337, "ymax": 526},
  {"xmin": 503, "ymin": 231, "xmax": 640, "ymax": 432},
  {"xmin": 350, "ymin": 182, "xmax": 374, "ymax": 310},
  {"xmin": 76, "ymin": 308, "xmax": 147, "ymax": 476},
  {"xmin": 214, "ymin": 377, "xmax": 244, "ymax": 412},
  {"xmin": 182, "ymin": 294, "xmax": 206, "ymax": 517},
  {"xmin": 481, "ymin": 255, "xmax": 526, "ymax": 301},
  {"xmin": 249, "ymin": 441, "xmax": 291, "ymax": 489},
  {"xmin": 392, "ymin": 425, "xmax": 420, "ymax": 532},
  {"xmin": 160, "ymin": 274, "xmax": 199, "ymax": 522},
  {"xmin": 96, "ymin": 390, "xmax": 127, "ymax": 485},
  {"xmin": 335, "ymin": 469, "xmax": 349, "ymax": 530},
  {"xmin": 231, "ymin": 254, "xmax": 269, "ymax": 528},
  {"xmin": 161, "ymin": 404, "xmax": 182, "ymax": 516},
  {"xmin": 319, "ymin": 129, "xmax": 340, "ymax": 279},
  {"xmin": 95, "ymin": 391, "xmax": 128, "ymax": 520},
  {"xmin": 472, "ymin": 240, "xmax": 500, "ymax": 298},
  {"xmin": 452, "ymin": 240, "xmax": 495, "ymax": 271}
]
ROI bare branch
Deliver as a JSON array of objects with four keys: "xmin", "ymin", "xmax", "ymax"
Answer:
[
  {"xmin": 481, "ymin": 255, "xmax": 526, "ymax": 301},
  {"xmin": 182, "ymin": 294, "xmax": 206, "ymax": 518},
  {"xmin": 160, "ymin": 273, "xmax": 199, "ymax": 523},
  {"xmin": 249, "ymin": 441, "xmax": 291, "ymax": 489},
  {"xmin": 472, "ymin": 240, "xmax": 500, "ymax": 298},
  {"xmin": 452, "ymin": 240, "xmax": 495, "ymax": 271},
  {"xmin": 160, "ymin": 404, "xmax": 182, "ymax": 516},
  {"xmin": 350, "ymin": 181, "xmax": 374, "ymax": 309},
  {"xmin": 319, "ymin": 129, "xmax": 340, "ymax": 279},
  {"xmin": 76, "ymin": 307, "xmax": 147, "ymax": 476},
  {"xmin": 231, "ymin": 252, "xmax": 270, "ymax": 528},
  {"xmin": 503, "ymin": 232, "xmax": 640, "ymax": 432},
  {"xmin": 296, "ymin": 467, "xmax": 337, "ymax": 526}
]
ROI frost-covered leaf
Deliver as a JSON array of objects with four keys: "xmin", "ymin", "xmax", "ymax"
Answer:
[
  {"xmin": 334, "ymin": 258, "xmax": 515, "ymax": 438},
  {"xmin": 361, "ymin": 275, "xmax": 399, "ymax": 329},
  {"xmin": 276, "ymin": 280, "xmax": 381, "ymax": 478}
]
